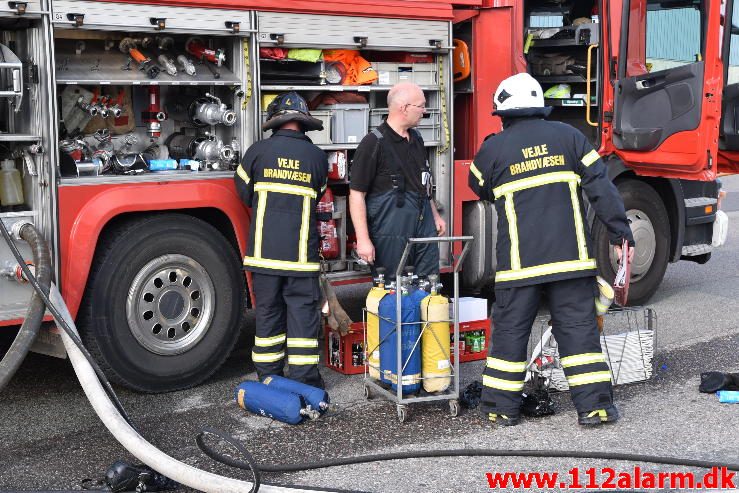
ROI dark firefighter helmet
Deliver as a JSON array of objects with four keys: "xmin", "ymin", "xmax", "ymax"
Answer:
[{"xmin": 262, "ymin": 91, "xmax": 324, "ymax": 132}]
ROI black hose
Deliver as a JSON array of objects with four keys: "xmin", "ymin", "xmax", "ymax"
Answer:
[
  {"xmin": 0, "ymin": 220, "xmax": 135, "ymax": 427},
  {"xmin": 197, "ymin": 431, "xmax": 739, "ymax": 490},
  {"xmin": 0, "ymin": 223, "xmax": 52, "ymax": 391}
]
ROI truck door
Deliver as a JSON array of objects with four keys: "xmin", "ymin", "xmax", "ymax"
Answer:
[
  {"xmin": 611, "ymin": 0, "xmax": 723, "ymax": 181},
  {"xmin": 718, "ymin": 0, "xmax": 739, "ymax": 173}
]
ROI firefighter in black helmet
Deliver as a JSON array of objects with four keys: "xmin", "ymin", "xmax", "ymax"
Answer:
[
  {"xmin": 234, "ymin": 91, "xmax": 328, "ymax": 388},
  {"xmin": 469, "ymin": 73, "xmax": 635, "ymax": 426}
]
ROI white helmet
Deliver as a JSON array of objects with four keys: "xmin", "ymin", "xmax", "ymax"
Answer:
[{"xmin": 493, "ymin": 72, "xmax": 545, "ymax": 113}]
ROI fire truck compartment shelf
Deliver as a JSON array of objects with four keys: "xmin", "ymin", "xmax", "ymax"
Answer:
[
  {"xmin": 54, "ymin": 51, "xmax": 240, "ymax": 86},
  {"xmin": 0, "ymin": 134, "xmax": 42, "ymax": 142},
  {"xmin": 58, "ymin": 170, "xmax": 235, "ymax": 186},
  {"xmin": 535, "ymin": 75, "xmax": 594, "ymax": 84},
  {"xmin": 259, "ymin": 85, "xmax": 440, "ymax": 92}
]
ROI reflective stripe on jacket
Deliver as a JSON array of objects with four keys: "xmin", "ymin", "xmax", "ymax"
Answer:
[
  {"xmin": 469, "ymin": 118, "xmax": 633, "ymax": 287},
  {"xmin": 235, "ymin": 129, "xmax": 328, "ymax": 277}
]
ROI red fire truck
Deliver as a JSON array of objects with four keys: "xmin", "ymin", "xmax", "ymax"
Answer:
[{"xmin": 0, "ymin": 0, "xmax": 733, "ymax": 391}]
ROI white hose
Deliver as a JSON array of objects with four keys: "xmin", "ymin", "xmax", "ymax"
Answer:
[{"xmin": 50, "ymin": 283, "xmax": 321, "ymax": 493}]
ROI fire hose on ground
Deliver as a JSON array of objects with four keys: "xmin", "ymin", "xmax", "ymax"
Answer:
[{"xmin": 0, "ymin": 219, "xmax": 738, "ymax": 493}]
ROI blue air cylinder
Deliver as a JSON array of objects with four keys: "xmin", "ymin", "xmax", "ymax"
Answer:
[
  {"xmin": 234, "ymin": 381, "xmax": 319, "ymax": 425},
  {"xmin": 262, "ymin": 375, "xmax": 330, "ymax": 413},
  {"xmin": 378, "ymin": 283, "xmax": 423, "ymax": 394}
]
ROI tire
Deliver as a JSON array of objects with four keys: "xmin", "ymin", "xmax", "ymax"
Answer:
[
  {"xmin": 592, "ymin": 179, "xmax": 670, "ymax": 306},
  {"xmin": 79, "ymin": 214, "xmax": 245, "ymax": 392}
]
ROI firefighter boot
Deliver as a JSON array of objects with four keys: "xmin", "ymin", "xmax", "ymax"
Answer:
[
  {"xmin": 577, "ymin": 404, "xmax": 620, "ymax": 426},
  {"xmin": 487, "ymin": 412, "xmax": 520, "ymax": 427}
]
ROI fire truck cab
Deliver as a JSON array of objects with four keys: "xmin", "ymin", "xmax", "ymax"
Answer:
[{"xmin": 0, "ymin": 0, "xmax": 733, "ymax": 391}]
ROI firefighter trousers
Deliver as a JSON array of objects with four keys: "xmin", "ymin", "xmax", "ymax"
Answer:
[
  {"xmin": 366, "ymin": 190, "xmax": 439, "ymax": 280},
  {"xmin": 250, "ymin": 273, "xmax": 323, "ymax": 388},
  {"xmin": 481, "ymin": 276, "xmax": 613, "ymax": 416}
]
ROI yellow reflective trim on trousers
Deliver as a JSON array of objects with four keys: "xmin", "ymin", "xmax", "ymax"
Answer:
[
  {"xmin": 470, "ymin": 162, "xmax": 484, "ymax": 186},
  {"xmin": 566, "ymin": 371, "xmax": 612, "ymax": 386},
  {"xmin": 244, "ymin": 256, "xmax": 320, "ymax": 272},
  {"xmin": 581, "ymin": 149, "xmax": 600, "ymax": 168},
  {"xmin": 504, "ymin": 193, "xmax": 521, "ymax": 270},
  {"xmin": 254, "ymin": 333, "xmax": 286, "ymax": 347},
  {"xmin": 288, "ymin": 354, "xmax": 320, "ymax": 365},
  {"xmin": 254, "ymin": 182, "xmax": 317, "ymax": 198},
  {"xmin": 569, "ymin": 181, "xmax": 589, "ymax": 261},
  {"xmin": 287, "ymin": 338, "xmax": 318, "ymax": 348},
  {"xmin": 236, "ymin": 165, "xmax": 250, "ymax": 184},
  {"xmin": 482, "ymin": 375, "xmax": 525, "ymax": 392},
  {"xmin": 493, "ymin": 171, "xmax": 581, "ymax": 199},
  {"xmin": 486, "ymin": 357, "xmax": 527, "ymax": 373},
  {"xmin": 298, "ymin": 196, "xmax": 310, "ymax": 263},
  {"xmin": 253, "ymin": 190, "xmax": 268, "ymax": 258},
  {"xmin": 495, "ymin": 258, "xmax": 596, "ymax": 282},
  {"xmin": 252, "ymin": 351, "xmax": 285, "ymax": 363},
  {"xmin": 561, "ymin": 353, "xmax": 606, "ymax": 368}
]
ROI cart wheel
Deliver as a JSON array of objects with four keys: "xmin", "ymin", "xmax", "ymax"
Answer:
[
  {"xmin": 449, "ymin": 399, "xmax": 460, "ymax": 417},
  {"xmin": 363, "ymin": 385, "xmax": 371, "ymax": 400},
  {"xmin": 397, "ymin": 405, "xmax": 408, "ymax": 423}
]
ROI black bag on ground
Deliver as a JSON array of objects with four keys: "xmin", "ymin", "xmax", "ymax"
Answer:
[{"xmin": 699, "ymin": 372, "xmax": 739, "ymax": 393}]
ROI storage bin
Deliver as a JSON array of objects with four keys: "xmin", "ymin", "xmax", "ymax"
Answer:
[
  {"xmin": 261, "ymin": 109, "xmax": 332, "ymax": 145},
  {"xmin": 371, "ymin": 62, "xmax": 437, "ymax": 86},
  {"xmin": 318, "ymin": 103, "xmax": 369, "ymax": 144}
]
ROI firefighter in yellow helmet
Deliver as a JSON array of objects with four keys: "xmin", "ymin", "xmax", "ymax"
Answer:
[
  {"xmin": 234, "ymin": 91, "xmax": 328, "ymax": 388},
  {"xmin": 469, "ymin": 73, "xmax": 635, "ymax": 426}
]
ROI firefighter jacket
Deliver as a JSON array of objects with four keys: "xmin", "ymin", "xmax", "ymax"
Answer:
[
  {"xmin": 235, "ymin": 129, "xmax": 328, "ymax": 277},
  {"xmin": 469, "ymin": 117, "xmax": 634, "ymax": 288}
]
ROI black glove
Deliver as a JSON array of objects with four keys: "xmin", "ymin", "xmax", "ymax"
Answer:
[{"xmin": 699, "ymin": 372, "xmax": 739, "ymax": 393}]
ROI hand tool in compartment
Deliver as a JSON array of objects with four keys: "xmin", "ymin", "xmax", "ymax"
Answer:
[
  {"xmin": 142, "ymin": 86, "xmax": 166, "ymax": 138},
  {"xmin": 201, "ymin": 60, "xmax": 221, "ymax": 79},
  {"xmin": 119, "ymin": 38, "xmax": 160, "ymax": 79},
  {"xmin": 176, "ymin": 55, "xmax": 196, "ymax": 76},
  {"xmin": 143, "ymin": 36, "xmax": 178, "ymax": 77},
  {"xmin": 188, "ymin": 93, "xmax": 236, "ymax": 127},
  {"xmin": 185, "ymin": 37, "xmax": 225, "ymax": 67},
  {"xmin": 157, "ymin": 54, "xmax": 178, "ymax": 77}
]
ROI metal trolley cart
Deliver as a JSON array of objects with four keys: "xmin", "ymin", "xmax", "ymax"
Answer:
[{"xmin": 363, "ymin": 235, "xmax": 473, "ymax": 423}]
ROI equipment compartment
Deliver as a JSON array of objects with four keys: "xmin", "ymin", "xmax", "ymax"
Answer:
[{"xmin": 53, "ymin": 31, "xmax": 247, "ymax": 179}]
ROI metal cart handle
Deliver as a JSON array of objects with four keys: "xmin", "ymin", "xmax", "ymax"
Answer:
[{"xmin": 396, "ymin": 235, "xmax": 474, "ymax": 280}]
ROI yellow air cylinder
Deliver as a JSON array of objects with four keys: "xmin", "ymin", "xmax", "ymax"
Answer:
[
  {"xmin": 420, "ymin": 289, "xmax": 451, "ymax": 393},
  {"xmin": 365, "ymin": 274, "xmax": 389, "ymax": 380}
]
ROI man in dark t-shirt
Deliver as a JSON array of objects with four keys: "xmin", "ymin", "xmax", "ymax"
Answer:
[{"xmin": 349, "ymin": 82, "xmax": 446, "ymax": 279}]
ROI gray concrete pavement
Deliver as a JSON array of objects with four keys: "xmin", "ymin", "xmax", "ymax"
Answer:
[{"xmin": 1, "ymin": 178, "xmax": 739, "ymax": 492}]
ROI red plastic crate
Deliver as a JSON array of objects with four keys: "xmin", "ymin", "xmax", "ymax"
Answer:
[
  {"xmin": 324, "ymin": 321, "xmax": 366, "ymax": 375},
  {"xmin": 450, "ymin": 319, "xmax": 491, "ymax": 363}
]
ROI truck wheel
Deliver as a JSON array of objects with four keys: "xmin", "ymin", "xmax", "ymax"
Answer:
[
  {"xmin": 592, "ymin": 180, "xmax": 670, "ymax": 306},
  {"xmin": 80, "ymin": 214, "xmax": 245, "ymax": 392}
]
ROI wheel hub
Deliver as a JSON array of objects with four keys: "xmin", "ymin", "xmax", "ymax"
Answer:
[
  {"xmin": 158, "ymin": 290, "xmax": 185, "ymax": 320},
  {"xmin": 126, "ymin": 254, "xmax": 215, "ymax": 355},
  {"xmin": 609, "ymin": 208, "xmax": 656, "ymax": 282}
]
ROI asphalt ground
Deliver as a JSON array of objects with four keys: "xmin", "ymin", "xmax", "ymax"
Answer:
[{"xmin": 1, "ymin": 176, "xmax": 738, "ymax": 492}]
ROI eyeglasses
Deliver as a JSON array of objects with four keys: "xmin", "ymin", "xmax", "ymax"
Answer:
[{"xmin": 404, "ymin": 103, "xmax": 426, "ymax": 110}]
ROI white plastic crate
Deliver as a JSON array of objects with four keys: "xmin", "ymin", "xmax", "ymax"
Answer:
[
  {"xmin": 261, "ymin": 110, "xmax": 332, "ymax": 145},
  {"xmin": 317, "ymin": 103, "xmax": 369, "ymax": 144},
  {"xmin": 371, "ymin": 62, "xmax": 438, "ymax": 86},
  {"xmin": 369, "ymin": 108, "xmax": 441, "ymax": 143}
]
